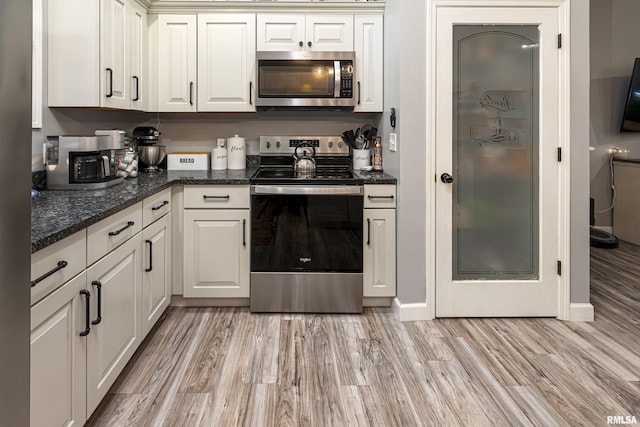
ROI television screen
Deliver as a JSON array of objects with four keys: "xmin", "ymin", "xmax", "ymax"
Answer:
[{"xmin": 621, "ymin": 58, "xmax": 640, "ymax": 132}]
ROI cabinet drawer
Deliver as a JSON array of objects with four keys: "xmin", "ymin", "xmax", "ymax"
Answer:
[
  {"xmin": 31, "ymin": 230, "xmax": 87, "ymax": 306},
  {"xmin": 87, "ymin": 202, "xmax": 143, "ymax": 266},
  {"xmin": 143, "ymin": 187, "xmax": 172, "ymax": 227},
  {"xmin": 183, "ymin": 185, "xmax": 250, "ymax": 209},
  {"xmin": 364, "ymin": 185, "xmax": 396, "ymax": 208}
]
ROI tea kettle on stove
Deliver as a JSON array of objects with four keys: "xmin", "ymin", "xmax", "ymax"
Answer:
[{"xmin": 293, "ymin": 144, "xmax": 316, "ymax": 176}]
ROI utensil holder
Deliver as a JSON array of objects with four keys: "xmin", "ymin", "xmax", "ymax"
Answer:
[{"xmin": 352, "ymin": 148, "xmax": 371, "ymax": 170}]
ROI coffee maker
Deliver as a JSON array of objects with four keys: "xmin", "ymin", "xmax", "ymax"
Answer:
[{"xmin": 45, "ymin": 135, "xmax": 125, "ymax": 190}]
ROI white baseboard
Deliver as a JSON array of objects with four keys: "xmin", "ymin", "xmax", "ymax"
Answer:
[
  {"xmin": 569, "ymin": 303, "xmax": 594, "ymax": 321},
  {"xmin": 392, "ymin": 298, "xmax": 431, "ymax": 321}
]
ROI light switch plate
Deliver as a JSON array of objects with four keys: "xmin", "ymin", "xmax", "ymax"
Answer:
[{"xmin": 389, "ymin": 133, "xmax": 397, "ymax": 152}]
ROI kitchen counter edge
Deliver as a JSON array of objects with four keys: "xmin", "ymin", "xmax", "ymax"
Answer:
[{"xmin": 32, "ymin": 168, "xmax": 397, "ymax": 253}]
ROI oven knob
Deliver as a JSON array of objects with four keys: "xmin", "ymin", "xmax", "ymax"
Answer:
[
  {"xmin": 328, "ymin": 141, "xmax": 333, "ymax": 148},
  {"xmin": 266, "ymin": 140, "xmax": 271, "ymax": 149},
  {"xmin": 337, "ymin": 141, "xmax": 343, "ymax": 148},
  {"xmin": 276, "ymin": 140, "xmax": 281, "ymax": 148}
]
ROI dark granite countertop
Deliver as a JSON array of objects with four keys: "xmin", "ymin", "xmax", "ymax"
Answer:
[
  {"xmin": 31, "ymin": 166, "xmax": 396, "ymax": 253},
  {"xmin": 31, "ymin": 167, "xmax": 258, "ymax": 253},
  {"xmin": 352, "ymin": 169, "xmax": 397, "ymax": 184}
]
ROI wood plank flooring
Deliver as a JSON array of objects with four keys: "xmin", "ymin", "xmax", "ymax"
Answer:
[{"xmin": 87, "ymin": 242, "xmax": 640, "ymax": 427}]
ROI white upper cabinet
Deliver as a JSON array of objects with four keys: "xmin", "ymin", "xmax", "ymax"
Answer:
[
  {"xmin": 101, "ymin": 0, "xmax": 129, "ymax": 109},
  {"xmin": 156, "ymin": 14, "xmax": 198, "ymax": 112},
  {"xmin": 257, "ymin": 14, "xmax": 353, "ymax": 52},
  {"xmin": 129, "ymin": 1, "xmax": 148, "ymax": 110},
  {"xmin": 198, "ymin": 14, "xmax": 256, "ymax": 112},
  {"xmin": 354, "ymin": 14, "xmax": 383, "ymax": 112},
  {"xmin": 48, "ymin": 0, "xmax": 148, "ymax": 109}
]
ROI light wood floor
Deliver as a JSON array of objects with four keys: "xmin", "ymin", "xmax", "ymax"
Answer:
[{"xmin": 87, "ymin": 243, "xmax": 640, "ymax": 427}]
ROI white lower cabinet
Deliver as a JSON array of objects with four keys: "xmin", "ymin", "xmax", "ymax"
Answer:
[
  {"xmin": 30, "ymin": 272, "xmax": 87, "ymax": 427},
  {"xmin": 363, "ymin": 185, "xmax": 397, "ymax": 297},
  {"xmin": 85, "ymin": 233, "xmax": 143, "ymax": 415},
  {"xmin": 183, "ymin": 209, "xmax": 250, "ymax": 298},
  {"xmin": 142, "ymin": 213, "xmax": 172, "ymax": 335}
]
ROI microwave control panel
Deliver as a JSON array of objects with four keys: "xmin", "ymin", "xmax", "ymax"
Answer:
[{"xmin": 340, "ymin": 62, "xmax": 354, "ymax": 98}]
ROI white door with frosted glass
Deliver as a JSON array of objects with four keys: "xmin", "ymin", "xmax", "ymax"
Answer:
[{"xmin": 435, "ymin": 7, "xmax": 560, "ymax": 317}]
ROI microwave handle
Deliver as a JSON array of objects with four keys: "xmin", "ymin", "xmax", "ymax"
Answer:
[{"xmin": 334, "ymin": 61, "xmax": 341, "ymax": 98}]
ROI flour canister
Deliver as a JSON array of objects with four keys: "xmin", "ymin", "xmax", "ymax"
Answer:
[
  {"xmin": 211, "ymin": 138, "xmax": 227, "ymax": 170},
  {"xmin": 227, "ymin": 135, "xmax": 246, "ymax": 169}
]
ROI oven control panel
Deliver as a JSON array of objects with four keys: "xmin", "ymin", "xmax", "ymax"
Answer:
[{"xmin": 260, "ymin": 136, "xmax": 349, "ymax": 156}]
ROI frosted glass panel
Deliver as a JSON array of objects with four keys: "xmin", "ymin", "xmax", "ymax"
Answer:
[{"xmin": 452, "ymin": 25, "xmax": 539, "ymax": 281}]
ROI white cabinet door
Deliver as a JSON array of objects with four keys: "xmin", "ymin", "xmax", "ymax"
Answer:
[
  {"xmin": 157, "ymin": 15, "xmax": 197, "ymax": 112},
  {"xmin": 257, "ymin": 14, "xmax": 305, "ymax": 51},
  {"xmin": 363, "ymin": 209, "xmax": 396, "ymax": 297},
  {"xmin": 142, "ymin": 214, "xmax": 171, "ymax": 336},
  {"xmin": 354, "ymin": 15, "xmax": 383, "ymax": 112},
  {"xmin": 86, "ymin": 234, "xmax": 143, "ymax": 416},
  {"xmin": 30, "ymin": 272, "xmax": 87, "ymax": 427},
  {"xmin": 183, "ymin": 209, "xmax": 250, "ymax": 298},
  {"xmin": 257, "ymin": 14, "xmax": 352, "ymax": 52},
  {"xmin": 306, "ymin": 15, "xmax": 353, "ymax": 51},
  {"xmin": 129, "ymin": 1, "xmax": 147, "ymax": 111},
  {"xmin": 101, "ymin": 0, "xmax": 130, "ymax": 109},
  {"xmin": 198, "ymin": 14, "xmax": 256, "ymax": 112}
]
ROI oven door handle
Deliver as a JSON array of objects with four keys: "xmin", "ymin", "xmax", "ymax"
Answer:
[{"xmin": 251, "ymin": 185, "xmax": 363, "ymax": 196}]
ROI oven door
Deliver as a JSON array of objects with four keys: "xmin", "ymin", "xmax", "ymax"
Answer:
[
  {"xmin": 251, "ymin": 185, "xmax": 363, "ymax": 272},
  {"xmin": 250, "ymin": 184, "xmax": 363, "ymax": 313}
]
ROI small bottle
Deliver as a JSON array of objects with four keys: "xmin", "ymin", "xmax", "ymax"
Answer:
[{"xmin": 372, "ymin": 136, "xmax": 383, "ymax": 172}]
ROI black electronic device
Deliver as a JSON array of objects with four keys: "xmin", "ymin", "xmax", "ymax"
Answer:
[{"xmin": 620, "ymin": 58, "xmax": 640, "ymax": 132}]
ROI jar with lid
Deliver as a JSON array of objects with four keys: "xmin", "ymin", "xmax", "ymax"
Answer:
[{"xmin": 372, "ymin": 136, "xmax": 383, "ymax": 172}]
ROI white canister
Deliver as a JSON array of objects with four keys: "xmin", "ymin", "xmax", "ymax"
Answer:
[
  {"xmin": 211, "ymin": 147, "xmax": 227, "ymax": 170},
  {"xmin": 352, "ymin": 148, "xmax": 371, "ymax": 170},
  {"xmin": 227, "ymin": 135, "xmax": 246, "ymax": 169}
]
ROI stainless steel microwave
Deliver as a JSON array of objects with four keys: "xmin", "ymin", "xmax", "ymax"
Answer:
[{"xmin": 255, "ymin": 51, "xmax": 355, "ymax": 110}]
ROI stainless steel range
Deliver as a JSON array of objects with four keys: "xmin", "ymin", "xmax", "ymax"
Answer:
[{"xmin": 250, "ymin": 136, "xmax": 364, "ymax": 313}]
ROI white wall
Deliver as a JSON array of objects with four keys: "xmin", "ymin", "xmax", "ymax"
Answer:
[{"xmin": 590, "ymin": 0, "xmax": 640, "ymax": 226}]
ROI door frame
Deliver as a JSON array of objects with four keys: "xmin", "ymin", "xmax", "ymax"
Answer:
[{"xmin": 425, "ymin": 0, "xmax": 571, "ymax": 319}]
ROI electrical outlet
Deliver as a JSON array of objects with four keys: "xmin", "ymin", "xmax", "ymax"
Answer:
[{"xmin": 389, "ymin": 133, "xmax": 397, "ymax": 152}]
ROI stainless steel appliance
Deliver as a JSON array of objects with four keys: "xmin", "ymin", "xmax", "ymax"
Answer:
[
  {"xmin": 255, "ymin": 51, "xmax": 355, "ymax": 110},
  {"xmin": 250, "ymin": 136, "xmax": 364, "ymax": 313},
  {"xmin": 133, "ymin": 126, "xmax": 166, "ymax": 172},
  {"xmin": 0, "ymin": 0, "xmax": 30, "ymax": 422},
  {"xmin": 45, "ymin": 135, "xmax": 124, "ymax": 190}
]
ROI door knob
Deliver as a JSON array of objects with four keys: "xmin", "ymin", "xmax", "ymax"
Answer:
[{"xmin": 440, "ymin": 173, "xmax": 454, "ymax": 184}]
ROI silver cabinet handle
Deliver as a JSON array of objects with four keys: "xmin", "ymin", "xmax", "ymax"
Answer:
[
  {"xmin": 367, "ymin": 195, "xmax": 394, "ymax": 200},
  {"xmin": 189, "ymin": 82, "xmax": 193, "ymax": 105}
]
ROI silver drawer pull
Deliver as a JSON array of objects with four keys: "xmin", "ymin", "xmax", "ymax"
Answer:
[
  {"xmin": 203, "ymin": 195, "xmax": 230, "ymax": 200},
  {"xmin": 31, "ymin": 260, "xmax": 68, "ymax": 287},
  {"xmin": 108, "ymin": 221, "xmax": 135, "ymax": 236},
  {"xmin": 367, "ymin": 195, "xmax": 394, "ymax": 200},
  {"xmin": 151, "ymin": 200, "xmax": 169, "ymax": 211}
]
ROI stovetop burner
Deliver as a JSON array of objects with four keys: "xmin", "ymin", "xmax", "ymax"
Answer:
[
  {"xmin": 252, "ymin": 167, "xmax": 361, "ymax": 185},
  {"xmin": 252, "ymin": 135, "xmax": 363, "ymax": 185}
]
